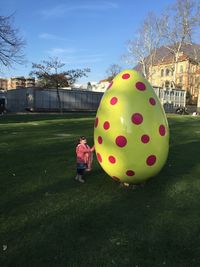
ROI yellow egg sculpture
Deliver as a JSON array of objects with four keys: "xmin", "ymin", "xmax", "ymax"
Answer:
[{"xmin": 94, "ymin": 69, "xmax": 169, "ymax": 184}]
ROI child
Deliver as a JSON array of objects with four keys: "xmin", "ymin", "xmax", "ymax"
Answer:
[{"xmin": 75, "ymin": 136, "xmax": 95, "ymax": 183}]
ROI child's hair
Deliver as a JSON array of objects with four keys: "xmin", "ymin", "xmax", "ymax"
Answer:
[
  {"xmin": 80, "ymin": 136, "xmax": 86, "ymax": 141},
  {"xmin": 76, "ymin": 136, "xmax": 86, "ymax": 146}
]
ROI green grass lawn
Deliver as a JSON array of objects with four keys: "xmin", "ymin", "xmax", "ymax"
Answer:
[{"xmin": 0, "ymin": 113, "xmax": 200, "ymax": 267}]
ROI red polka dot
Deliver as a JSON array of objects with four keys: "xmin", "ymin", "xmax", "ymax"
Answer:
[
  {"xmin": 141, "ymin": 134, "xmax": 150, "ymax": 143},
  {"xmin": 146, "ymin": 155, "xmax": 156, "ymax": 166},
  {"xmin": 97, "ymin": 153, "xmax": 102, "ymax": 163},
  {"xmin": 103, "ymin": 121, "xmax": 110, "ymax": 130},
  {"xmin": 109, "ymin": 156, "xmax": 116, "ymax": 164},
  {"xmin": 126, "ymin": 170, "xmax": 135, "ymax": 176},
  {"xmin": 97, "ymin": 153, "xmax": 102, "ymax": 162},
  {"xmin": 107, "ymin": 81, "xmax": 113, "ymax": 89},
  {"xmin": 112, "ymin": 176, "xmax": 120, "ymax": 181},
  {"xmin": 110, "ymin": 97, "xmax": 118, "ymax": 105},
  {"xmin": 122, "ymin": 73, "xmax": 130, "ymax": 79},
  {"xmin": 95, "ymin": 117, "xmax": 99, "ymax": 128},
  {"xmin": 149, "ymin": 97, "xmax": 156, "ymax": 105},
  {"xmin": 98, "ymin": 136, "xmax": 103, "ymax": 144},
  {"xmin": 159, "ymin": 125, "xmax": 166, "ymax": 136},
  {"xmin": 131, "ymin": 113, "xmax": 143, "ymax": 125},
  {"xmin": 136, "ymin": 82, "xmax": 146, "ymax": 91},
  {"xmin": 115, "ymin": 136, "xmax": 127, "ymax": 147}
]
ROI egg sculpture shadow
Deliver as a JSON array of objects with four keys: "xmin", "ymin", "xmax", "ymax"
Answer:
[{"xmin": 94, "ymin": 69, "xmax": 169, "ymax": 184}]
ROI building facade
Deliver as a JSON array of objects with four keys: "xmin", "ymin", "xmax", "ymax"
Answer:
[
  {"xmin": 0, "ymin": 77, "xmax": 36, "ymax": 90},
  {"xmin": 0, "ymin": 78, "xmax": 8, "ymax": 90},
  {"xmin": 147, "ymin": 44, "xmax": 200, "ymax": 103},
  {"xmin": 7, "ymin": 77, "xmax": 35, "ymax": 89}
]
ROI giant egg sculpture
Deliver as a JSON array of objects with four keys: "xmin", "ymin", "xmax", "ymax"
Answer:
[{"xmin": 94, "ymin": 69, "xmax": 169, "ymax": 184}]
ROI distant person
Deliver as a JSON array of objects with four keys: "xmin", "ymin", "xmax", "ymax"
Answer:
[
  {"xmin": 0, "ymin": 103, "xmax": 5, "ymax": 115},
  {"xmin": 75, "ymin": 136, "xmax": 95, "ymax": 183},
  {"xmin": 87, "ymin": 82, "xmax": 92, "ymax": 91}
]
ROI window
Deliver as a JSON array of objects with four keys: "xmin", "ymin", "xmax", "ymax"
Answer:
[
  {"xmin": 179, "ymin": 76, "xmax": 183, "ymax": 83},
  {"xmin": 165, "ymin": 80, "xmax": 170, "ymax": 88},
  {"xmin": 161, "ymin": 69, "xmax": 164, "ymax": 77},
  {"xmin": 166, "ymin": 69, "xmax": 170, "ymax": 76}
]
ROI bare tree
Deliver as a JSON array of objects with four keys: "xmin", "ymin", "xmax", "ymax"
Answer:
[
  {"xmin": 0, "ymin": 14, "xmax": 25, "ymax": 69},
  {"xmin": 30, "ymin": 57, "xmax": 90, "ymax": 112},
  {"xmin": 123, "ymin": 12, "xmax": 163, "ymax": 80},
  {"xmin": 161, "ymin": 0, "xmax": 200, "ymax": 85},
  {"xmin": 106, "ymin": 64, "xmax": 122, "ymax": 80}
]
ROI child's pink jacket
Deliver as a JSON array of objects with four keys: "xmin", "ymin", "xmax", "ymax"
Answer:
[{"xmin": 76, "ymin": 144, "xmax": 94, "ymax": 169}]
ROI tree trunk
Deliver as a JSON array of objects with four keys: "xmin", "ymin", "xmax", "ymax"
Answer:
[
  {"xmin": 197, "ymin": 88, "xmax": 200, "ymax": 113},
  {"xmin": 56, "ymin": 86, "xmax": 62, "ymax": 113},
  {"xmin": 173, "ymin": 53, "xmax": 179, "ymax": 87},
  {"xmin": 142, "ymin": 60, "xmax": 147, "ymax": 78}
]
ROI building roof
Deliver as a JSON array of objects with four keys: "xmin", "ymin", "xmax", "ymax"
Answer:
[
  {"xmin": 154, "ymin": 43, "xmax": 200, "ymax": 64},
  {"xmin": 99, "ymin": 76, "xmax": 113, "ymax": 83},
  {"xmin": 134, "ymin": 43, "xmax": 200, "ymax": 71}
]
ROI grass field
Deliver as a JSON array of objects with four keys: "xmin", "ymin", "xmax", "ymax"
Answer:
[{"xmin": 0, "ymin": 113, "xmax": 200, "ymax": 267}]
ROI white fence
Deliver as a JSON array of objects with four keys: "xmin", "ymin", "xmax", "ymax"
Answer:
[{"xmin": 154, "ymin": 87, "xmax": 186, "ymax": 106}]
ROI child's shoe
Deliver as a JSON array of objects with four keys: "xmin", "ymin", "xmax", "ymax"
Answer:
[
  {"xmin": 78, "ymin": 177, "xmax": 85, "ymax": 183},
  {"xmin": 74, "ymin": 175, "xmax": 79, "ymax": 181}
]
